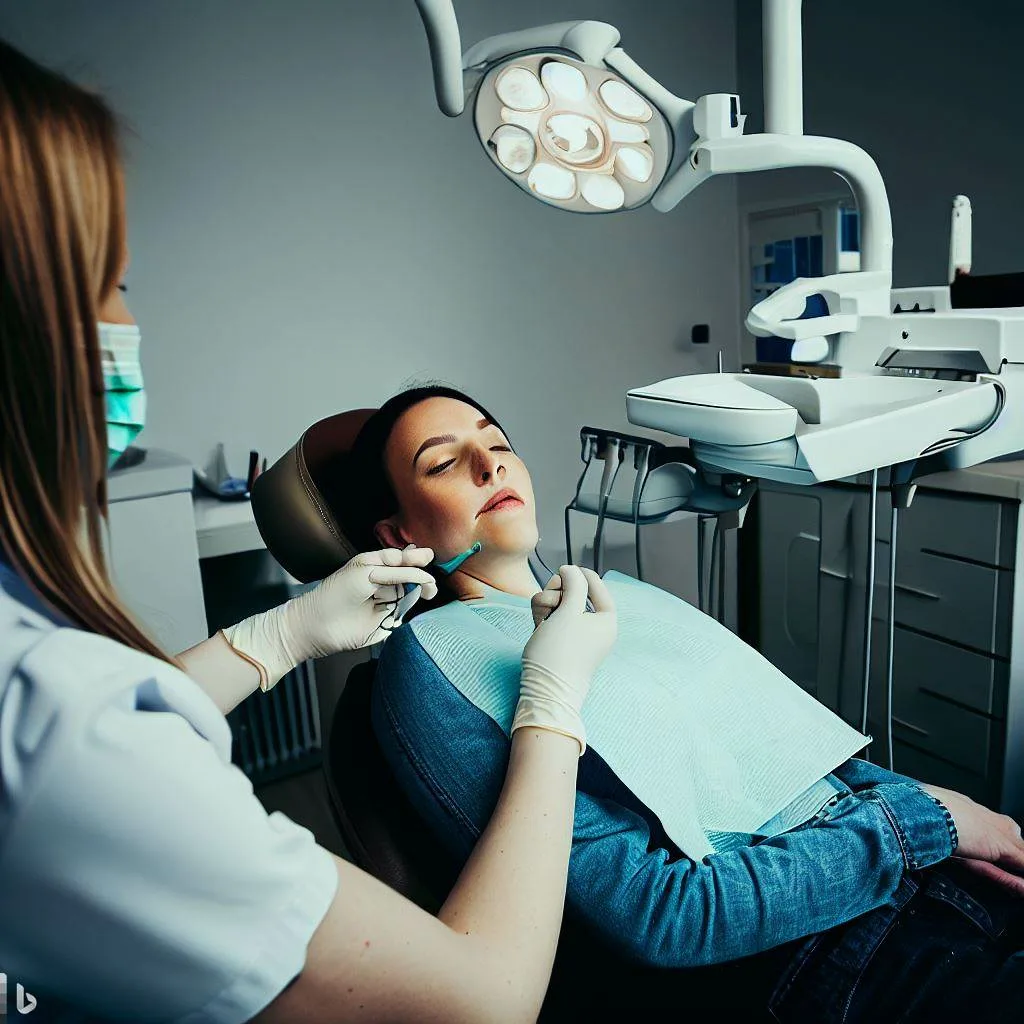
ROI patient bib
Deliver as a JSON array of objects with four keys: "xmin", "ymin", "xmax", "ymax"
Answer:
[{"xmin": 409, "ymin": 572, "xmax": 867, "ymax": 860}]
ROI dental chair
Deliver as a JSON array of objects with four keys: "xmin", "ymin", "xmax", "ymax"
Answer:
[{"xmin": 251, "ymin": 410, "xmax": 776, "ymax": 1018}]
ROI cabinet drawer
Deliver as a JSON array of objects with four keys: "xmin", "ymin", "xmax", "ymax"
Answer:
[
  {"xmin": 883, "ymin": 490, "xmax": 1016, "ymax": 569},
  {"xmin": 886, "ymin": 744, "xmax": 995, "ymax": 808},
  {"xmin": 875, "ymin": 559, "xmax": 1010, "ymax": 656},
  {"xmin": 867, "ymin": 625, "xmax": 1002, "ymax": 776},
  {"xmin": 873, "ymin": 492, "xmax": 1015, "ymax": 657}
]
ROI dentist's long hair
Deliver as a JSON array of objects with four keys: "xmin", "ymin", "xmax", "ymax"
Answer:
[{"xmin": 0, "ymin": 39, "xmax": 171, "ymax": 663}]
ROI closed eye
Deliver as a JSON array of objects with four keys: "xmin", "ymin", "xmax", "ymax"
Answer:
[
  {"xmin": 490, "ymin": 445, "xmax": 511, "ymax": 452},
  {"xmin": 426, "ymin": 458, "xmax": 456, "ymax": 476}
]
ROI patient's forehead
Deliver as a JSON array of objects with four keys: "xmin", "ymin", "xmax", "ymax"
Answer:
[{"xmin": 386, "ymin": 397, "xmax": 488, "ymax": 467}]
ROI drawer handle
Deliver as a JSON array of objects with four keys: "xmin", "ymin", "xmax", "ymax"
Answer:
[
  {"xmin": 892, "ymin": 716, "xmax": 930, "ymax": 738},
  {"xmin": 892, "ymin": 583, "xmax": 939, "ymax": 602},
  {"xmin": 819, "ymin": 567, "xmax": 851, "ymax": 581}
]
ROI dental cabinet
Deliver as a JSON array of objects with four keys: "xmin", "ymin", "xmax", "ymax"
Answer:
[{"xmin": 740, "ymin": 461, "xmax": 1024, "ymax": 821}]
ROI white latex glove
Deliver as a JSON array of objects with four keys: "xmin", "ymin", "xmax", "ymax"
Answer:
[
  {"xmin": 223, "ymin": 546, "xmax": 438, "ymax": 690},
  {"xmin": 511, "ymin": 565, "xmax": 617, "ymax": 755}
]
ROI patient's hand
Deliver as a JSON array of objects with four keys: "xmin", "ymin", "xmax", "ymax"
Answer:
[{"xmin": 921, "ymin": 783, "xmax": 1024, "ymax": 896}]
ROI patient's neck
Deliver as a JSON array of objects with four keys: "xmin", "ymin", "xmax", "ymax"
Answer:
[{"xmin": 449, "ymin": 554, "xmax": 540, "ymax": 601}]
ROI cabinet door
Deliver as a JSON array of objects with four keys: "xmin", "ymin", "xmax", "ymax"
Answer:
[
  {"xmin": 753, "ymin": 484, "xmax": 866, "ymax": 719},
  {"xmin": 107, "ymin": 491, "xmax": 209, "ymax": 653},
  {"xmin": 753, "ymin": 488, "xmax": 823, "ymax": 696}
]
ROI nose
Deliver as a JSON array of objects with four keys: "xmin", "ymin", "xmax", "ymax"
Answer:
[{"xmin": 475, "ymin": 444, "xmax": 507, "ymax": 485}]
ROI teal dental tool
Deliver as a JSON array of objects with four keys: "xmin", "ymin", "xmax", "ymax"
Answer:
[
  {"xmin": 435, "ymin": 541, "xmax": 482, "ymax": 575},
  {"xmin": 398, "ymin": 541, "xmax": 483, "ymax": 619}
]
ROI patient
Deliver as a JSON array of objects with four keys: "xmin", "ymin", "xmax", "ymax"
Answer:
[{"xmin": 349, "ymin": 385, "xmax": 1024, "ymax": 1019}]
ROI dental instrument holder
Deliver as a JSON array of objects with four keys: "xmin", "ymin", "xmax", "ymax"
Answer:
[{"xmin": 565, "ymin": 427, "xmax": 755, "ymax": 621}]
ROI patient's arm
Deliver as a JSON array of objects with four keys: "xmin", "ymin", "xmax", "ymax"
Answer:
[
  {"xmin": 373, "ymin": 627, "xmax": 956, "ymax": 969},
  {"xmin": 564, "ymin": 780, "xmax": 950, "ymax": 966}
]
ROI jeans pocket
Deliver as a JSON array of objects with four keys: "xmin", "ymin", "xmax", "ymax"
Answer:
[{"xmin": 769, "ymin": 877, "xmax": 918, "ymax": 1024}]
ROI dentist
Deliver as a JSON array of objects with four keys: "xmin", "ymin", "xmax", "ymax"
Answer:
[{"xmin": 0, "ymin": 39, "xmax": 617, "ymax": 1023}]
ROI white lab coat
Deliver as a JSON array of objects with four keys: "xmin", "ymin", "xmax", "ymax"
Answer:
[{"xmin": 0, "ymin": 562, "xmax": 338, "ymax": 1022}]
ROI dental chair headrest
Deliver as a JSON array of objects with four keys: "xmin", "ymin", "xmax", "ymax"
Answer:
[{"xmin": 251, "ymin": 409, "xmax": 377, "ymax": 583}]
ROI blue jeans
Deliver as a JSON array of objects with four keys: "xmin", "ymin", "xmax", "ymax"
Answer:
[{"xmin": 768, "ymin": 862, "xmax": 1024, "ymax": 1022}]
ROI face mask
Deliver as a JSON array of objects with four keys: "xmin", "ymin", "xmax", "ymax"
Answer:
[{"xmin": 98, "ymin": 321, "xmax": 146, "ymax": 469}]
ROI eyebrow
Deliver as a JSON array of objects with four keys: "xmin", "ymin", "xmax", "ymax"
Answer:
[{"xmin": 412, "ymin": 417, "xmax": 497, "ymax": 467}]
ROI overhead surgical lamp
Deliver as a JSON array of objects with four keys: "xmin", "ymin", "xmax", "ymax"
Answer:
[{"xmin": 412, "ymin": 0, "xmax": 891, "ymax": 282}]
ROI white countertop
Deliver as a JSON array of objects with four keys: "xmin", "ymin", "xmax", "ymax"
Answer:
[
  {"xmin": 193, "ymin": 495, "xmax": 265, "ymax": 559},
  {"xmin": 918, "ymin": 459, "xmax": 1024, "ymax": 502},
  {"xmin": 107, "ymin": 448, "xmax": 193, "ymax": 502}
]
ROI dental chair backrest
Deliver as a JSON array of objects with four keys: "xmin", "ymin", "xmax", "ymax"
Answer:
[
  {"xmin": 250, "ymin": 410, "xmax": 457, "ymax": 910},
  {"xmin": 250, "ymin": 409, "xmax": 375, "ymax": 583}
]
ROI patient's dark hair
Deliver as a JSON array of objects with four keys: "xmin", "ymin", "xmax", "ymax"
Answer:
[{"xmin": 347, "ymin": 384, "xmax": 506, "ymax": 552}]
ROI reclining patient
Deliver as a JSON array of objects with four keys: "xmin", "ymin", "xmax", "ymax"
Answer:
[{"xmin": 347, "ymin": 385, "xmax": 1024, "ymax": 1019}]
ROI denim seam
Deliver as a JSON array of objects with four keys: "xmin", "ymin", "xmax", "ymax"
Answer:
[
  {"xmin": 768, "ymin": 936, "xmax": 825, "ymax": 1018},
  {"xmin": 379, "ymin": 678, "xmax": 483, "ymax": 842},
  {"xmin": 872, "ymin": 789, "xmax": 917, "ymax": 870},
  {"xmin": 811, "ymin": 792, "xmax": 844, "ymax": 824},
  {"xmin": 921, "ymin": 791, "xmax": 960, "ymax": 853}
]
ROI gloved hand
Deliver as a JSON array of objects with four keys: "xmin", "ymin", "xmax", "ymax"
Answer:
[
  {"xmin": 223, "ymin": 546, "xmax": 438, "ymax": 690},
  {"xmin": 512, "ymin": 565, "xmax": 617, "ymax": 755}
]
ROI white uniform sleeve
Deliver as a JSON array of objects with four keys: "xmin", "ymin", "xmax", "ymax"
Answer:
[{"xmin": 0, "ymin": 628, "xmax": 339, "ymax": 1024}]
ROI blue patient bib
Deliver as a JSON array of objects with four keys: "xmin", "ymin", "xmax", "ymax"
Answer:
[{"xmin": 409, "ymin": 572, "xmax": 865, "ymax": 860}]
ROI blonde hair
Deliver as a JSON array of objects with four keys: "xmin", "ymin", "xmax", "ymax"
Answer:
[{"xmin": 0, "ymin": 38, "xmax": 171, "ymax": 662}]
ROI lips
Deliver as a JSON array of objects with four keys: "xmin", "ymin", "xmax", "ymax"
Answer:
[{"xmin": 477, "ymin": 487, "xmax": 524, "ymax": 516}]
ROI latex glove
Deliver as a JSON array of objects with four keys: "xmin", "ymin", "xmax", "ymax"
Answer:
[
  {"xmin": 511, "ymin": 565, "xmax": 617, "ymax": 755},
  {"xmin": 223, "ymin": 547, "xmax": 438, "ymax": 690},
  {"xmin": 920, "ymin": 783, "xmax": 1024, "ymax": 896}
]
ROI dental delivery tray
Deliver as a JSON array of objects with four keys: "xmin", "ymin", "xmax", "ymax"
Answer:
[{"xmin": 626, "ymin": 372, "xmax": 1000, "ymax": 485}]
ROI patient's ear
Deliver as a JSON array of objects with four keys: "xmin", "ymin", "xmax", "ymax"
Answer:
[{"xmin": 375, "ymin": 519, "xmax": 414, "ymax": 550}]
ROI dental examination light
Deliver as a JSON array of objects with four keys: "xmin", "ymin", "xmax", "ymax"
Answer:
[
  {"xmin": 414, "ymin": 2, "xmax": 688, "ymax": 213},
  {"xmin": 413, "ymin": 0, "xmax": 891, "ymax": 266}
]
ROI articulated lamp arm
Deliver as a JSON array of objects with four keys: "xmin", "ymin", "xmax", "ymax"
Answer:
[{"xmin": 413, "ymin": 0, "xmax": 464, "ymax": 116}]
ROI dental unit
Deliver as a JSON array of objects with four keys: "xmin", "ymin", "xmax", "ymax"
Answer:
[{"xmin": 411, "ymin": 0, "xmax": 1024, "ymax": 768}]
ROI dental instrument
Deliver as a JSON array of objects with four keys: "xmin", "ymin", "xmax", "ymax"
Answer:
[
  {"xmin": 395, "ymin": 541, "xmax": 484, "ymax": 624},
  {"xmin": 436, "ymin": 540, "xmax": 483, "ymax": 574}
]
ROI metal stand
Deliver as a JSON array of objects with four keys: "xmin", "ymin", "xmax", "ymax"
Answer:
[
  {"xmin": 696, "ymin": 516, "xmax": 707, "ymax": 613},
  {"xmin": 592, "ymin": 438, "xmax": 622, "ymax": 574},
  {"xmin": 631, "ymin": 444, "xmax": 652, "ymax": 580},
  {"xmin": 860, "ymin": 469, "xmax": 879, "ymax": 750},
  {"xmin": 885, "ymin": 505, "xmax": 900, "ymax": 771}
]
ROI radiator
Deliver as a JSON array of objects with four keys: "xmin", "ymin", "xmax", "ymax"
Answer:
[{"xmin": 227, "ymin": 659, "xmax": 323, "ymax": 786}]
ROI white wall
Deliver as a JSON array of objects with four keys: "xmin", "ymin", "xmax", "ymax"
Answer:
[
  {"xmin": 736, "ymin": 0, "xmax": 1024, "ymax": 287},
  {"xmin": 2, "ymin": 0, "xmax": 741, "ymax": 567}
]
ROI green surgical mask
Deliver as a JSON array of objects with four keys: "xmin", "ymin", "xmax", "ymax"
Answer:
[{"xmin": 99, "ymin": 321, "xmax": 146, "ymax": 469}]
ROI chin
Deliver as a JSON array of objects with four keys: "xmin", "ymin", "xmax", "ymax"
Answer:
[{"xmin": 479, "ymin": 521, "xmax": 539, "ymax": 555}]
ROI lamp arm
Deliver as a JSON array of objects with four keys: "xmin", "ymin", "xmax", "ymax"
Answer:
[
  {"xmin": 413, "ymin": 0, "xmax": 464, "ymax": 116},
  {"xmin": 463, "ymin": 22, "xmax": 618, "ymax": 69},
  {"xmin": 654, "ymin": 133, "xmax": 893, "ymax": 276}
]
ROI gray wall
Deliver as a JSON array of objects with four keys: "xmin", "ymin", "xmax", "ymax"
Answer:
[
  {"xmin": 2, "ymin": 0, "xmax": 741, "ymax": 566},
  {"xmin": 736, "ymin": 0, "xmax": 1024, "ymax": 287}
]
